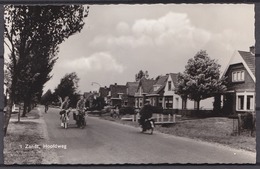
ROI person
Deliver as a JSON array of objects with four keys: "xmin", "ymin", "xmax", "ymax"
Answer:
[
  {"xmin": 76, "ymin": 95, "xmax": 86, "ymax": 128},
  {"xmin": 44, "ymin": 102, "xmax": 49, "ymax": 113},
  {"xmin": 60, "ymin": 96, "xmax": 71, "ymax": 128},
  {"xmin": 139, "ymin": 102, "xmax": 154, "ymax": 130}
]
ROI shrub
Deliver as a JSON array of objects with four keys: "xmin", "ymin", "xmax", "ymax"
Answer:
[
  {"xmin": 119, "ymin": 107, "xmax": 135, "ymax": 115},
  {"xmin": 239, "ymin": 112, "xmax": 256, "ymax": 131}
]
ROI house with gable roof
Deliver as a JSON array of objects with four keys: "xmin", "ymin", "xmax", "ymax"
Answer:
[
  {"xmin": 158, "ymin": 73, "xmax": 213, "ymax": 110},
  {"xmin": 163, "ymin": 73, "xmax": 198, "ymax": 110},
  {"xmin": 107, "ymin": 83, "xmax": 127, "ymax": 107},
  {"xmin": 134, "ymin": 77, "xmax": 156, "ymax": 108},
  {"xmin": 123, "ymin": 82, "xmax": 139, "ymax": 107},
  {"xmin": 221, "ymin": 46, "xmax": 255, "ymax": 115},
  {"xmin": 146, "ymin": 75, "xmax": 168, "ymax": 107}
]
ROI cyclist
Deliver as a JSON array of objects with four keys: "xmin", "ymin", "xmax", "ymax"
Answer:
[{"xmin": 76, "ymin": 95, "xmax": 86, "ymax": 128}]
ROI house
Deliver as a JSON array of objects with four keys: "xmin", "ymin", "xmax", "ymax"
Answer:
[
  {"xmin": 163, "ymin": 73, "xmax": 185, "ymax": 109},
  {"xmin": 146, "ymin": 75, "xmax": 168, "ymax": 107},
  {"xmin": 107, "ymin": 83, "xmax": 127, "ymax": 107},
  {"xmin": 144, "ymin": 73, "xmax": 214, "ymax": 111},
  {"xmin": 99, "ymin": 86, "xmax": 109, "ymax": 104},
  {"xmin": 221, "ymin": 46, "xmax": 255, "ymax": 115},
  {"xmin": 123, "ymin": 82, "xmax": 139, "ymax": 107},
  {"xmin": 134, "ymin": 77, "xmax": 156, "ymax": 108},
  {"xmin": 84, "ymin": 91, "xmax": 99, "ymax": 108}
]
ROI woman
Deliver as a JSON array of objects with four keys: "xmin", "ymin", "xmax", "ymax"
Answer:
[{"xmin": 60, "ymin": 96, "xmax": 71, "ymax": 128}]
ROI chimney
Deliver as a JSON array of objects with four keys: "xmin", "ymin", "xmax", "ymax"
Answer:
[
  {"xmin": 105, "ymin": 86, "xmax": 107, "ymax": 89},
  {"xmin": 115, "ymin": 83, "xmax": 117, "ymax": 86},
  {"xmin": 249, "ymin": 46, "xmax": 255, "ymax": 54}
]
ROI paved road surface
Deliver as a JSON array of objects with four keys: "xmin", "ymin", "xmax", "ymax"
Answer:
[{"xmin": 41, "ymin": 107, "xmax": 256, "ymax": 164}]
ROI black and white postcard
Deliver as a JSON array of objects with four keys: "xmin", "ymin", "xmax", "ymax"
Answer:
[{"xmin": 3, "ymin": 4, "xmax": 256, "ymax": 164}]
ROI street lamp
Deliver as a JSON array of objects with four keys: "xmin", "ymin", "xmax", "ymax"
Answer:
[
  {"xmin": 91, "ymin": 82, "xmax": 101, "ymax": 87},
  {"xmin": 91, "ymin": 82, "xmax": 101, "ymax": 96}
]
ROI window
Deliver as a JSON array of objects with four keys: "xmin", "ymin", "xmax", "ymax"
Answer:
[
  {"xmin": 232, "ymin": 70, "xmax": 245, "ymax": 82},
  {"xmin": 237, "ymin": 96, "xmax": 244, "ymax": 110},
  {"xmin": 247, "ymin": 95, "xmax": 254, "ymax": 110},
  {"xmin": 139, "ymin": 102, "xmax": 142, "ymax": 107},
  {"xmin": 168, "ymin": 81, "xmax": 172, "ymax": 91},
  {"xmin": 237, "ymin": 93, "xmax": 255, "ymax": 111}
]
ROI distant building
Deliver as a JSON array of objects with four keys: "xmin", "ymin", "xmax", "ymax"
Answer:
[
  {"xmin": 107, "ymin": 83, "xmax": 127, "ymax": 107},
  {"xmin": 99, "ymin": 86, "xmax": 109, "ymax": 104},
  {"xmin": 134, "ymin": 77, "xmax": 156, "ymax": 108},
  {"xmin": 123, "ymin": 82, "xmax": 139, "ymax": 107}
]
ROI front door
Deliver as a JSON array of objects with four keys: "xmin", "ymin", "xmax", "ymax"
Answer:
[{"xmin": 223, "ymin": 93, "xmax": 235, "ymax": 115}]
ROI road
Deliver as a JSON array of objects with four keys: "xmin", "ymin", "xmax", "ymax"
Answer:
[{"xmin": 41, "ymin": 107, "xmax": 256, "ymax": 164}]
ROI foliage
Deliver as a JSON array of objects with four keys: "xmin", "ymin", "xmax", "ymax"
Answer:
[
  {"xmin": 4, "ymin": 5, "xmax": 88, "ymax": 135},
  {"xmin": 92, "ymin": 97, "xmax": 106, "ymax": 110},
  {"xmin": 175, "ymin": 50, "xmax": 226, "ymax": 110},
  {"xmin": 53, "ymin": 72, "xmax": 80, "ymax": 105},
  {"xmin": 135, "ymin": 70, "xmax": 149, "ymax": 81},
  {"xmin": 41, "ymin": 89, "xmax": 53, "ymax": 105}
]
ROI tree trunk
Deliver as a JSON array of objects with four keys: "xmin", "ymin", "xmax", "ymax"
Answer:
[
  {"xmin": 22, "ymin": 100, "xmax": 28, "ymax": 117},
  {"xmin": 196, "ymin": 100, "xmax": 200, "ymax": 112},
  {"xmin": 4, "ymin": 98, "xmax": 13, "ymax": 136},
  {"xmin": 182, "ymin": 97, "xmax": 187, "ymax": 110}
]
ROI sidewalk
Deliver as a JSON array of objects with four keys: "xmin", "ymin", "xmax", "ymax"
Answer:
[{"xmin": 4, "ymin": 107, "xmax": 59, "ymax": 165}]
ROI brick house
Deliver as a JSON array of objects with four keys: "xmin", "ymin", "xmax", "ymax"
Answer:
[
  {"xmin": 134, "ymin": 77, "xmax": 156, "ymax": 108},
  {"xmin": 122, "ymin": 82, "xmax": 139, "ymax": 107},
  {"xmin": 99, "ymin": 86, "xmax": 109, "ymax": 104},
  {"xmin": 146, "ymin": 75, "xmax": 168, "ymax": 107},
  {"xmin": 107, "ymin": 83, "xmax": 127, "ymax": 107},
  {"xmin": 221, "ymin": 46, "xmax": 255, "ymax": 115}
]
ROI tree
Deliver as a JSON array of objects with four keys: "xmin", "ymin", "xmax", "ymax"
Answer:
[
  {"xmin": 4, "ymin": 5, "xmax": 89, "ymax": 135},
  {"xmin": 53, "ymin": 72, "xmax": 80, "ymax": 108},
  {"xmin": 135, "ymin": 70, "xmax": 149, "ymax": 81},
  {"xmin": 175, "ymin": 50, "xmax": 226, "ymax": 111},
  {"xmin": 41, "ymin": 89, "xmax": 53, "ymax": 105}
]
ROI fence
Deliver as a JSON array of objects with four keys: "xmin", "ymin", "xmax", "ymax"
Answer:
[{"xmin": 229, "ymin": 112, "xmax": 256, "ymax": 136}]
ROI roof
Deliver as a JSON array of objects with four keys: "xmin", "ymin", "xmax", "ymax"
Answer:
[
  {"xmin": 222, "ymin": 49, "xmax": 255, "ymax": 82},
  {"xmin": 169, "ymin": 73, "xmax": 179, "ymax": 87},
  {"xmin": 149, "ymin": 75, "xmax": 168, "ymax": 94},
  {"xmin": 139, "ymin": 78, "xmax": 156, "ymax": 93},
  {"xmin": 109, "ymin": 84, "xmax": 127, "ymax": 98},
  {"xmin": 83, "ymin": 92, "xmax": 98, "ymax": 100},
  {"xmin": 238, "ymin": 50, "xmax": 255, "ymax": 76},
  {"xmin": 126, "ymin": 82, "xmax": 139, "ymax": 96}
]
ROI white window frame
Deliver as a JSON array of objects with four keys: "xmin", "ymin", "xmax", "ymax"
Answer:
[
  {"xmin": 236, "ymin": 92, "xmax": 255, "ymax": 111},
  {"xmin": 232, "ymin": 70, "xmax": 245, "ymax": 82}
]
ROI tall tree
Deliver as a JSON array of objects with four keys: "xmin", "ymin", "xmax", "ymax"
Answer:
[
  {"xmin": 175, "ymin": 50, "xmax": 226, "ymax": 111},
  {"xmin": 135, "ymin": 70, "xmax": 149, "ymax": 81},
  {"xmin": 53, "ymin": 72, "xmax": 80, "ymax": 108},
  {"xmin": 4, "ymin": 5, "xmax": 89, "ymax": 135}
]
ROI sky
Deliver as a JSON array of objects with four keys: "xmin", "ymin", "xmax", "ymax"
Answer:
[{"xmin": 40, "ymin": 4, "xmax": 254, "ymax": 94}]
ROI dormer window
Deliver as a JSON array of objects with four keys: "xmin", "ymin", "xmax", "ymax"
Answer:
[
  {"xmin": 153, "ymin": 85, "xmax": 160, "ymax": 91},
  {"xmin": 168, "ymin": 81, "xmax": 172, "ymax": 91},
  {"xmin": 232, "ymin": 70, "xmax": 244, "ymax": 82}
]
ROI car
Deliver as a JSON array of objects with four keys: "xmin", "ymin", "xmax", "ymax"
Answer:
[{"xmin": 12, "ymin": 104, "xmax": 20, "ymax": 113}]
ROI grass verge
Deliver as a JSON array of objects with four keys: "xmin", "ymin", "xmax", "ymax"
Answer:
[
  {"xmin": 4, "ymin": 108, "xmax": 59, "ymax": 165},
  {"xmin": 99, "ymin": 115, "xmax": 256, "ymax": 152}
]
